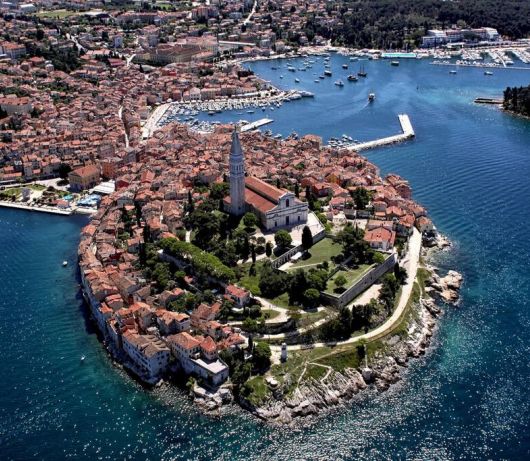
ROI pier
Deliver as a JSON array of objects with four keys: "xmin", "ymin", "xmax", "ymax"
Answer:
[
  {"xmin": 474, "ymin": 97, "xmax": 503, "ymax": 105},
  {"xmin": 342, "ymin": 114, "xmax": 415, "ymax": 152},
  {"xmin": 241, "ymin": 118, "xmax": 274, "ymax": 132}
]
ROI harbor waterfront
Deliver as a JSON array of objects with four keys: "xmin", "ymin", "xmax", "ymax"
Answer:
[{"xmin": 1, "ymin": 57, "xmax": 530, "ymax": 459}]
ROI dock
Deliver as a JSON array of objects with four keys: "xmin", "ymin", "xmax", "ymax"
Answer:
[
  {"xmin": 241, "ymin": 118, "xmax": 274, "ymax": 132},
  {"xmin": 343, "ymin": 114, "xmax": 415, "ymax": 152},
  {"xmin": 474, "ymin": 97, "xmax": 503, "ymax": 105}
]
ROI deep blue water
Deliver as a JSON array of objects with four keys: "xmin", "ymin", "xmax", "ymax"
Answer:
[{"xmin": 1, "ymin": 56, "xmax": 530, "ymax": 460}]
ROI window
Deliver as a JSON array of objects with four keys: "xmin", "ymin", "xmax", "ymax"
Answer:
[
  {"xmin": 285, "ymin": 199, "xmax": 290, "ymax": 207},
  {"xmin": 286, "ymin": 216, "xmax": 289, "ymax": 226}
]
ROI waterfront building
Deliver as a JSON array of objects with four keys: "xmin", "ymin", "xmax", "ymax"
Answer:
[
  {"xmin": 68, "ymin": 164, "xmax": 101, "ymax": 192},
  {"xmin": 167, "ymin": 332, "xmax": 229, "ymax": 386},
  {"xmin": 122, "ymin": 331, "xmax": 171, "ymax": 379}
]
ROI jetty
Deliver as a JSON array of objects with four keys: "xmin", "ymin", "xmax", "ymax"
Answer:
[
  {"xmin": 474, "ymin": 97, "xmax": 503, "ymax": 105},
  {"xmin": 241, "ymin": 118, "xmax": 273, "ymax": 132},
  {"xmin": 343, "ymin": 114, "xmax": 415, "ymax": 152}
]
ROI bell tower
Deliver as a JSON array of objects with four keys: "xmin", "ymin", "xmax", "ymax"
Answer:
[{"xmin": 229, "ymin": 127, "xmax": 246, "ymax": 216}]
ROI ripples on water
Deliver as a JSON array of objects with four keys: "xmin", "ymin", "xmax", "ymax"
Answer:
[{"xmin": 1, "ymin": 56, "xmax": 530, "ymax": 460}]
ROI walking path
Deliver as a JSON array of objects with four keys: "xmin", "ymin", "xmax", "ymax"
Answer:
[{"xmin": 270, "ymin": 228, "xmax": 422, "ymax": 351}]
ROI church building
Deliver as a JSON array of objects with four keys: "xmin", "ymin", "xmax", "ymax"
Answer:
[{"xmin": 224, "ymin": 129, "xmax": 308, "ymax": 230}]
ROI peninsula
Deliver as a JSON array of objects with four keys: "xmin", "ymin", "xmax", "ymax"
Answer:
[{"xmin": 77, "ymin": 123, "xmax": 461, "ymax": 422}]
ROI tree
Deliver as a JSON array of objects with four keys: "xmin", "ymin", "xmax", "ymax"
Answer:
[
  {"xmin": 334, "ymin": 274, "xmax": 347, "ymax": 292},
  {"xmin": 36, "ymin": 29, "xmax": 44, "ymax": 41},
  {"xmin": 265, "ymin": 241, "xmax": 273, "ymax": 257},
  {"xmin": 210, "ymin": 182, "xmax": 229, "ymax": 200},
  {"xmin": 58, "ymin": 163, "xmax": 72, "ymax": 179},
  {"xmin": 289, "ymin": 269, "xmax": 308, "ymax": 304},
  {"xmin": 351, "ymin": 187, "xmax": 371, "ymax": 210},
  {"xmin": 394, "ymin": 263, "xmax": 408, "ymax": 285},
  {"xmin": 274, "ymin": 229, "xmax": 292, "ymax": 248},
  {"xmin": 258, "ymin": 263, "xmax": 291, "ymax": 298},
  {"xmin": 294, "ymin": 182, "xmax": 300, "ymax": 198},
  {"xmin": 301, "ymin": 225, "xmax": 313, "ymax": 253},
  {"xmin": 242, "ymin": 212, "xmax": 258, "ymax": 229},
  {"xmin": 152, "ymin": 262, "xmax": 171, "ymax": 291},
  {"xmin": 252, "ymin": 342, "xmax": 271, "ymax": 370},
  {"xmin": 304, "ymin": 288, "xmax": 320, "ymax": 309}
]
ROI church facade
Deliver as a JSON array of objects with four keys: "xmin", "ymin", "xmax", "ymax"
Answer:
[{"xmin": 224, "ymin": 130, "xmax": 308, "ymax": 231}]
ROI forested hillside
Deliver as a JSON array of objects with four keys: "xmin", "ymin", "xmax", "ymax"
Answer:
[{"xmin": 303, "ymin": 0, "xmax": 530, "ymax": 49}]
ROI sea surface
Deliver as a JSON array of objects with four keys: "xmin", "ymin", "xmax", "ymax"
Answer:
[{"xmin": 1, "ymin": 55, "xmax": 530, "ymax": 460}]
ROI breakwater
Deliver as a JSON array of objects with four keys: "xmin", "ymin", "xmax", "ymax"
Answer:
[{"xmin": 341, "ymin": 114, "xmax": 415, "ymax": 152}]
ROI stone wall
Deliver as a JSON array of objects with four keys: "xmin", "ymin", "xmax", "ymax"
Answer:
[
  {"xmin": 271, "ymin": 229, "xmax": 326, "ymax": 269},
  {"xmin": 321, "ymin": 253, "xmax": 397, "ymax": 308}
]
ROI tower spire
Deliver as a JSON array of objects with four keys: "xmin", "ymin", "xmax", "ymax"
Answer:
[{"xmin": 229, "ymin": 126, "xmax": 246, "ymax": 216}]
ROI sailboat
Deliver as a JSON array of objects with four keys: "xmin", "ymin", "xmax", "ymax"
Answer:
[{"xmin": 358, "ymin": 64, "xmax": 367, "ymax": 77}]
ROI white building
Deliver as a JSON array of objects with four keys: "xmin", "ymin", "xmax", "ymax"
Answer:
[
  {"xmin": 122, "ymin": 331, "xmax": 171, "ymax": 379},
  {"xmin": 167, "ymin": 332, "xmax": 229, "ymax": 387}
]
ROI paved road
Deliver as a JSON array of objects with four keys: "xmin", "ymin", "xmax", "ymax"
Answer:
[
  {"xmin": 243, "ymin": 0, "xmax": 258, "ymax": 25},
  {"xmin": 270, "ymin": 228, "xmax": 422, "ymax": 351}
]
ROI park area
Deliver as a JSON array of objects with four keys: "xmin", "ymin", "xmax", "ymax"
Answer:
[
  {"xmin": 325, "ymin": 264, "xmax": 375, "ymax": 295},
  {"xmin": 287, "ymin": 238, "xmax": 343, "ymax": 270}
]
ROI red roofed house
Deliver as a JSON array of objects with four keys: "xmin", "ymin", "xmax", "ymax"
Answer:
[
  {"xmin": 225, "ymin": 284, "xmax": 250, "ymax": 307},
  {"xmin": 69, "ymin": 164, "xmax": 101, "ymax": 192},
  {"xmin": 364, "ymin": 225, "xmax": 396, "ymax": 252}
]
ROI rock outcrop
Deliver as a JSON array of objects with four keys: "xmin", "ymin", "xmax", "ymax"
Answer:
[{"xmin": 427, "ymin": 270, "xmax": 463, "ymax": 304}]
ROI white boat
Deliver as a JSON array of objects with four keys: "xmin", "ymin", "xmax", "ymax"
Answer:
[
  {"xmin": 484, "ymin": 71, "xmax": 493, "ymax": 76},
  {"xmin": 294, "ymin": 78, "xmax": 300, "ymax": 83},
  {"xmin": 449, "ymin": 70, "xmax": 457, "ymax": 74},
  {"xmin": 368, "ymin": 92, "xmax": 376, "ymax": 102},
  {"xmin": 334, "ymin": 80, "xmax": 344, "ymax": 87},
  {"xmin": 80, "ymin": 356, "xmax": 85, "ymax": 362},
  {"xmin": 62, "ymin": 261, "xmax": 68, "ymax": 266}
]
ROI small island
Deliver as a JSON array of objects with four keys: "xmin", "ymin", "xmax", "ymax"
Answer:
[{"xmin": 79, "ymin": 125, "xmax": 461, "ymax": 423}]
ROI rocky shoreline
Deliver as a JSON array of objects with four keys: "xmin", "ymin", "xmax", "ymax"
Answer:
[
  {"xmin": 231, "ymin": 238, "xmax": 461, "ymax": 425},
  {"xmin": 185, "ymin": 236, "xmax": 463, "ymax": 424}
]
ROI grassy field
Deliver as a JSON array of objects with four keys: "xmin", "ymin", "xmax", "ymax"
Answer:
[
  {"xmin": 261, "ymin": 309, "xmax": 280, "ymax": 320},
  {"xmin": 35, "ymin": 9, "xmax": 77, "ymax": 19},
  {"xmin": 289, "ymin": 238, "xmax": 342, "ymax": 269},
  {"xmin": 269, "ymin": 340, "xmax": 386, "ymax": 394},
  {"xmin": 296, "ymin": 307, "xmax": 332, "ymax": 329},
  {"xmin": 325, "ymin": 264, "xmax": 373, "ymax": 294}
]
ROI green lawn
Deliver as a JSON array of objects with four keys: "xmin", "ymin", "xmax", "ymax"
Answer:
[
  {"xmin": 325, "ymin": 264, "xmax": 374, "ymax": 294},
  {"xmin": 261, "ymin": 309, "xmax": 280, "ymax": 320},
  {"xmin": 296, "ymin": 307, "xmax": 333, "ymax": 329},
  {"xmin": 242, "ymin": 376, "xmax": 271, "ymax": 406},
  {"xmin": 289, "ymin": 238, "xmax": 342, "ymax": 269}
]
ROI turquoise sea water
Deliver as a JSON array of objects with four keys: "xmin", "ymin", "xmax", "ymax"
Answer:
[{"xmin": 1, "ymin": 56, "xmax": 530, "ymax": 460}]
